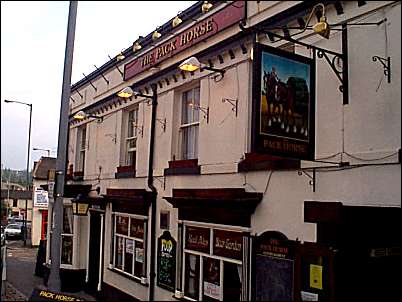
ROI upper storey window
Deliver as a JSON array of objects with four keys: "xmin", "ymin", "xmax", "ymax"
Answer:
[{"xmin": 181, "ymin": 87, "xmax": 200, "ymax": 160}]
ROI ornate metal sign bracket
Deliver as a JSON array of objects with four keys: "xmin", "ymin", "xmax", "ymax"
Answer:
[
  {"xmin": 239, "ymin": 22, "xmax": 349, "ymax": 105},
  {"xmin": 372, "ymin": 56, "xmax": 391, "ymax": 83}
]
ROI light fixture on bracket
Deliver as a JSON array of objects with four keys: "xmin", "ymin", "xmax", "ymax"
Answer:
[
  {"xmin": 156, "ymin": 118, "xmax": 166, "ymax": 132},
  {"xmin": 73, "ymin": 110, "xmax": 103, "ymax": 123},
  {"xmin": 116, "ymin": 50, "xmax": 125, "ymax": 61},
  {"xmin": 133, "ymin": 41, "xmax": 142, "ymax": 52},
  {"xmin": 189, "ymin": 103, "xmax": 209, "ymax": 123},
  {"xmin": 117, "ymin": 87, "xmax": 154, "ymax": 102},
  {"xmin": 132, "ymin": 122, "xmax": 144, "ymax": 137},
  {"xmin": 172, "ymin": 15, "xmax": 183, "ymax": 28},
  {"xmin": 222, "ymin": 98, "xmax": 238, "ymax": 117},
  {"xmin": 179, "ymin": 56, "xmax": 225, "ymax": 81},
  {"xmin": 202, "ymin": 1, "xmax": 213, "ymax": 13},
  {"xmin": 152, "ymin": 28, "xmax": 162, "ymax": 40}
]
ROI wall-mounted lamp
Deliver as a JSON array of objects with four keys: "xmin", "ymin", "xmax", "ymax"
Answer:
[
  {"xmin": 71, "ymin": 194, "xmax": 90, "ymax": 216},
  {"xmin": 117, "ymin": 87, "xmax": 153, "ymax": 100},
  {"xmin": 189, "ymin": 103, "xmax": 209, "ymax": 123},
  {"xmin": 301, "ymin": 3, "xmax": 330, "ymax": 39},
  {"xmin": 172, "ymin": 15, "xmax": 183, "ymax": 28},
  {"xmin": 202, "ymin": 1, "xmax": 213, "ymax": 13},
  {"xmin": 152, "ymin": 28, "xmax": 162, "ymax": 40},
  {"xmin": 73, "ymin": 110, "xmax": 103, "ymax": 122},
  {"xmin": 179, "ymin": 56, "xmax": 225, "ymax": 81},
  {"xmin": 116, "ymin": 51, "xmax": 125, "ymax": 61},
  {"xmin": 133, "ymin": 41, "xmax": 142, "ymax": 52}
]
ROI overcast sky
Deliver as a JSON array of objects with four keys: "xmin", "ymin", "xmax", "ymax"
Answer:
[{"xmin": 1, "ymin": 1, "xmax": 196, "ymax": 171}]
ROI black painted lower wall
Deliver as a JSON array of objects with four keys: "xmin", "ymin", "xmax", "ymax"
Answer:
[
  {"xmin": 42, "ymin": 267, "xmax": 86, "ymax": 293},
  {"xmin": 97, "ymin": 282, "xmax": 140, "ymax": 302}
]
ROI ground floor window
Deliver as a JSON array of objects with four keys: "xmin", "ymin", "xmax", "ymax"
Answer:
[
  {"xmin": 61, "ymin": 206, "xmax": 74, "ymax": 265},
  {"xmin": 111, "ymin": 213, "xmax": 146, "ymax": 280},
  {"xmin": 183, "ymin": 225, "xmax": 245, "ymax": 301}
]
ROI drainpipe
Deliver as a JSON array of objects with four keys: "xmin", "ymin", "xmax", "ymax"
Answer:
[{"xmin": 147, "ymin": 83, "xmax": 158, "ymax": 301}]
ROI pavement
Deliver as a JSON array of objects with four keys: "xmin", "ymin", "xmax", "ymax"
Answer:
[{"xmin": 1, "ymin": 239, "xmax": 96, "ymax": 301}]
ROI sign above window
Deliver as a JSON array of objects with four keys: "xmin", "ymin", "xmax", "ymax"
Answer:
[{"xmin": 123, "ymin": 1, "xmax": 244, "ymax": 81}]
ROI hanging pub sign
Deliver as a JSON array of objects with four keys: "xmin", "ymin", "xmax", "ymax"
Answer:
[
  {"xmin": 185, "ymin": 226, "xmax": 210, "ymax": 253},
  {"xmin": 213, "ymin": 229, "xmax": 243, "ymax": 260},
  {"xmin": 252, "ymin": 43, "xmax": 315, "ymax": 160},
  {"xmin": 157, "ymin": 231, "xmax": 177, "ymax": 292},
  {"xmin": 123, "ymin": 1, "xmax": 245, "ymax": 81}
]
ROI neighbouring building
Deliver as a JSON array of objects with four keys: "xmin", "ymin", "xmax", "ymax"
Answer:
[
  {"xmin": 47, "ymin": 1, "xmax": 401, "ymax": 301},
  {"xmin": 31, "ymin": 156, "xmax": 56, "ymax": 247}
]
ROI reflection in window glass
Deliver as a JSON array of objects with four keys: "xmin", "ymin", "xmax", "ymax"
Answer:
[
  {"xmin": 115, "ymin": 236, "xmax": 123, "ymax": 270},
  {"xmin": 134, "ymin": 241, "xmax": 144, "ymax": 278},
  {"xmin": 116, "ymin": 216, "xmax": 129, "ymax": 235},
  {"xmin": 62, "ymin": 207, "xmax": 73, "ymax": 234},
  {"xmin": 185, "ymin": 253, "xmax": 200, "ymax": 300},
  {"xmin": 124, "ymin": 239, "xmax": 134, "ymax": 274},
  {"xmin": 61, "ymin": 236, "xmax": 73, "ymax": 265}
]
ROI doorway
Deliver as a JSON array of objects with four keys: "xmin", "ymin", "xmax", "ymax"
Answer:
[{"xmin": 86, "ymin": 210, "xmax": 104, "ymax": 294}]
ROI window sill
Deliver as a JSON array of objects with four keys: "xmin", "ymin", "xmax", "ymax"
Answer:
[
  {"xmin": 164, "ymin": 159, "xmax": 200, "ymax": 176},
  {"xmin": 238, "ymin": 152, "xmax": 300, "ymax": 172},
  {"xmin": 115, "ymin": 166, "xmax": 136, "ymax": 179},
  {"xmin": 107, "ymin": 267, "xmax": 148, "ymax": 287}
]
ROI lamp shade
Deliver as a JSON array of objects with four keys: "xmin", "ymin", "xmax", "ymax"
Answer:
[
  {"xmin": 117, "ymin": 87, "xmax": 134, "ymax": 98},
  {"xmin": 73, "ymin": 110, "xmax": 87, "ymax": 120},
  {"xmin": 71, "ymin": 194, "xmax": 90, "ymax": 216},
  {"xmin": 172, "ymin": 16, "xmax": 183, "ymax": 27},
  {"xmin": 202, "ymin": 1, "xmax": 213, "ymax": 13},
  {"xmin": 179, "ymin": 56, "xmax": 202, "ymax": 72},
  {"xmin": 313, "ymin": 16, "xmax": 330, "ymax": 39},
  {"xmin": 133, "ymin": 41, "xmax": 142, "ymax": 51}
]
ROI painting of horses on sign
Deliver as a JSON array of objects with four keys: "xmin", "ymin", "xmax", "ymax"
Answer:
[
  {"xmin": 260, "ymin": 51, "xmax": 311, "ymax": 141},
  {"xmin": 252, "ymin": 43, "xmax": 315, "ymax": 160}
]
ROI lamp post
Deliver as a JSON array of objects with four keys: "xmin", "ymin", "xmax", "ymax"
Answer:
[
  {"xmin": 4, "ymin": 99, "xmax": 32, "ymax": 246},
  {"xmin": 47, "ymin": 1, "xmax": 77, "ymax": 292}
]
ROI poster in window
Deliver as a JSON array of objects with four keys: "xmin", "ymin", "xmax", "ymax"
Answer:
[
  {"xmin": 203, "ymin": 257, "xmax": 221, "ymax": 300},
  {"xmin": 252, "ymin": 43, "xmax": 315, "ymax": 160},
  {"xmin": 116, "ymin": 216, "xmax": 129, "ymax": 235},
  {"xmin": 157, "ymin": 231, "xmax": 176, "ymax": 291}
]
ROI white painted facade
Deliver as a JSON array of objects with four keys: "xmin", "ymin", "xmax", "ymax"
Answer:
[{"xmin": 59, "ymin": 1, "xmax": 400, "ymax": 300}]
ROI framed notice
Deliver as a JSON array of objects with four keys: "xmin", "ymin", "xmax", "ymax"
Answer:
[
  {"xmin": 252, "ymin": 43, "xmax": 315, "ymax": 160},
  {"xmin": 157, "ymin": 231, "xmax": 176, "ymax": 292}
]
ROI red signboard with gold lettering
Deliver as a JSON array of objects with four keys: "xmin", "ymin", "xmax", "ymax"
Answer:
[
  {"xmin": 213, "ymin": 229, "xmax": 243, "ymax": 260},
  {"xmin": 185, "ymin": 226, "xmax": 210, "ymax": 253},
  {"xmin": 124, "ymin": 1, "xmax": 245, "ymax": 81}
]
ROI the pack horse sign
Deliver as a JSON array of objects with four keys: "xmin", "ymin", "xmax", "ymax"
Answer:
[{"xmin": 123, "ymin": 1, "xmax": 245, "ymax": 81}]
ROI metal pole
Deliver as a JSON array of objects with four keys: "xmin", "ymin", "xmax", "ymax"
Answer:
[
  {"xmin": 48, "ymin": 1, "xmax": 77, "ymax": 291},
  {"xmin": 24, "ymin": 103, "xmax": 32, "ymax": 246}
]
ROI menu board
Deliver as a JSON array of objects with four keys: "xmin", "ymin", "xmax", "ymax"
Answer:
[{"xmin": 157, "ymin": 231, "xmax": 176, "ymax": 292}]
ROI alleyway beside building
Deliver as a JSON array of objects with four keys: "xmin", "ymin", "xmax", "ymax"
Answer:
[{"xmin": 2, "ymin": 240, "xmax": 96, "ymax": 301}]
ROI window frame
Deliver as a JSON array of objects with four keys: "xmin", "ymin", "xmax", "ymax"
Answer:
[
  {"xmin": 110, "ymin": 212, "xmax": 147, "ymax": 282},
  {"xmin": 180, "ymin": 87, "xmax": 200, "ymax": 160},
  {"xmin": 182, "ymin": 225, "xmax": 244, "ymax": 301},
  {"xmin": 76, "ymin": 125, "xmax": 87, "ymax": 172}
]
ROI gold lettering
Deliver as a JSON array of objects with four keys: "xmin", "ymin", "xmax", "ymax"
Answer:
[
  {"xmin": 199, "ymin": 23, "xmax": 206, "ymax": 35},
  {"xmin": 181, "ymin": 33, "xmax": 187, "ymax": 45},
  {"xmin": 206, "ymin": 19, "xmax": 213, "ymax": 32},
  {"xmin": 186, "ymin": 30, "xmax": 194, "ymax": 43},
  {"xmin": 193, "ymin": 26, "xmax": 200, "ymax": 39}
]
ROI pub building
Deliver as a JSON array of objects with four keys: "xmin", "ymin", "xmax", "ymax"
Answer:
[{"xmin": 48, "ymin": 1, "xmax": 400, "ymax": 301}]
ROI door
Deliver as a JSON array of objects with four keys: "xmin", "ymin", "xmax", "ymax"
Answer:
[
  {"xmin": 294, "ymin": 242, "xmax": 336, "ymax": 302},
  {"xmin": 41, "ymin": 210, "xmax": 48, "ymax": 240},
  {"xmin": 86, "ymin": 211, "xmax": 103, "ymax": 294}
]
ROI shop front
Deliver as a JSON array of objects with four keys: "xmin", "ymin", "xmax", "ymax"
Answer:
[{"xmin": 164, "ymin": 188, "xmax": 263, "ymax": 301}]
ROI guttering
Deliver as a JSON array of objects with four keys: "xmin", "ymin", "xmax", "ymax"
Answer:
[{"xmin": 147, "ymin": 83, "xmax": 158, "ymax": 301}]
